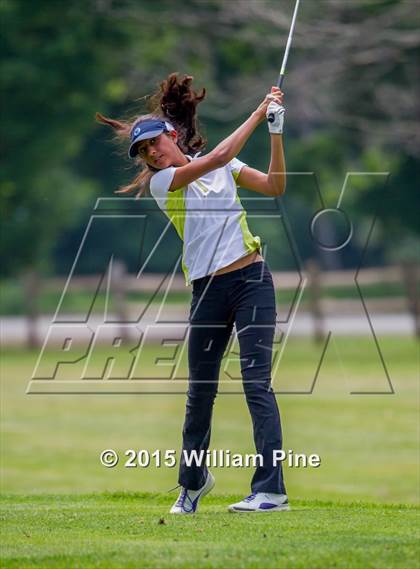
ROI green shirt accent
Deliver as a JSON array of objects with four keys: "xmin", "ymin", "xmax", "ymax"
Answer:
[{"xmin": 165, "ymin": 187, "xmax": 190, "ymax": 286}]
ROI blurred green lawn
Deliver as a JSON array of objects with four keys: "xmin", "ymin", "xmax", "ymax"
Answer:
[
  {"xmin": 1, "ymin": 336, "xmax": 418, "ymax": 504},
  {"xmin": 0, "ymin": 280, "xmax": 407, "ymax": 315}
]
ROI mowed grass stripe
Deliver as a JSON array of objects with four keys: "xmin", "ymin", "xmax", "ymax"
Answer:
[{"xmin": 1, "ymin": 494, "xmax": 419, "ymax": 569}]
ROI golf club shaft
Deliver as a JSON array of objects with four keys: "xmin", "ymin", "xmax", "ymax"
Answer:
[
  {"xmin": 277, "ymin": 0, "xmax": 300, "ymax": 88},
  {"xmin": 267, "ymin": 0, "xmax": 300, "ymax": 122}
]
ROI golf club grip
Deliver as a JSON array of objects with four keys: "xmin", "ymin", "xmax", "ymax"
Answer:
[{"xmin": 267, "ymin": 74, "xmax": 284, "ymax": 123}]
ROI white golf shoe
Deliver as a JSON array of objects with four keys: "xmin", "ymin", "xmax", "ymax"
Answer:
[
  {"xmin": 228, "ymin": 492, "xmax": 290, "ymax": 513},
  {"xmin": 170, "ymin": 471, "xmax": 215, "ymax": 514}
]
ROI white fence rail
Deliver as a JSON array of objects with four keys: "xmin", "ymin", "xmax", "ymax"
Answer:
[{"xmin": 5, "ymin": 260, "xmax": 419, "ymax": 347}]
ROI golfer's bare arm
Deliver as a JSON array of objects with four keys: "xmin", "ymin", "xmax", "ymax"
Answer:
[
  {"xmin": 236, "ymin": 134, "xmax": 286, "ymax": 197},
  {"xmin": 169, "ymin": 112, "xmax": 262, "ymax": 192}
]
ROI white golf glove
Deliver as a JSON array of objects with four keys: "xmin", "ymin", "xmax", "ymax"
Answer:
[{"xmin": 266, "ymin": 100, "xmax": 285, "ymax": 134}]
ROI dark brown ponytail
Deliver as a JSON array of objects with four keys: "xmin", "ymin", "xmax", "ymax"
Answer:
[
  {"xmin": 95, "ymin": 73, "xmax": 207, "ymax": 198},
  {"xmin": 148, "ymin": 73, "xmax": 206, "ymax": 155}
]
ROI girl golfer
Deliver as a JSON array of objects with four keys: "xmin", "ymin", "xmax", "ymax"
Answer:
[{"xmin": 97, "ymin": 73, "xmax": 289, "ymax": 513}]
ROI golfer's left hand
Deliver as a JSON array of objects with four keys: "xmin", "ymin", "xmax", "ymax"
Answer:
[{"xmin": 266, "ymin": 100, "xmax": 285, "ymax": 134}]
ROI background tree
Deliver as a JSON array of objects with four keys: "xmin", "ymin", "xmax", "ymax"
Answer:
[
  {"xmin": 1, "ymin": 0, "xmax": 418, "ymax": 279},
  {"xmin": 0, "ymin": 0, "xmax": 129, "ymax": 276}
]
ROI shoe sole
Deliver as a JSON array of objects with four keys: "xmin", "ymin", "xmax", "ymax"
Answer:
[{"xmin": 228, "ymin": 503, "xmax": 290, "ymax": 513}]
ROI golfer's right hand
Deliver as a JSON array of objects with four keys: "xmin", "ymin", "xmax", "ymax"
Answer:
[{"xmin": 254, "ymin": 87, "xmax": 284, "ymax": 122}]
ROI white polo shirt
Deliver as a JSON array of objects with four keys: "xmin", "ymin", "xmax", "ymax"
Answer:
[{"xmin": 149, "ymin": 154, "xmax": 261, "ymax": 286}]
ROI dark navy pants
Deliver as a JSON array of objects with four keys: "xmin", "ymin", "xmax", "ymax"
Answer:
[{"xmin": 178, "ymin": 260, "xmax": 287, "ymax": 495}]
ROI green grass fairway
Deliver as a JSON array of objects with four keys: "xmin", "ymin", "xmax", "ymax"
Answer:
[
  {"xmin": 1, "ymin": 493, "xmax": 419, "ymax": 569},
  {"xmin": 1, "ymin": 337, "xmax": 418, "ymax": 568},
  {"xmin": 2, "ymin": 337, "xmax": 418, "ymax": 502}
]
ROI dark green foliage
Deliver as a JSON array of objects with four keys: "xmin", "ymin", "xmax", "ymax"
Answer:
[{"xmin": 1, "ymin": 0, "xmax": 418, "ymax": 278}]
